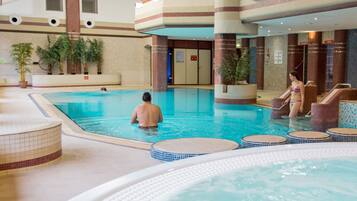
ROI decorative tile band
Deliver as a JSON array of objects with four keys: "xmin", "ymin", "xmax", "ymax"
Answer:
[
  {"xmin": 0, "ymin": 150, "xmax": 62, "ymax": 171},
  {"xmin": 150, "ymin": 146, "xmax": 204, "ymax": 162}
]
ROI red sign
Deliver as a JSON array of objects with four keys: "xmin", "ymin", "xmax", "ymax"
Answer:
[
  {"xmin": 84, "ymin": 75, "xmax": 89, "ymax": 80},
  {"xmin": 191, "ymin": 55, "xmax": 198, "ymax": 61}
]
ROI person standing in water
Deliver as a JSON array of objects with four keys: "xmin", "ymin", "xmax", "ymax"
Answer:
[
  {"xmin": 131, "ymin": 92, "xmax": 163, "ymax": 128},
  {"xmin": 285, "ymin": 71, "xmax": 305, "ymax": 118}
]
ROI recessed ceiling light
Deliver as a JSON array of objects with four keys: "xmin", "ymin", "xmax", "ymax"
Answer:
[
  {"xmin": 259, "ymin": 26, "xmax": 263, "ymax": 29},
  {"xmin": 288, "ymin": 28, "xmax": 292, "ymax": 31},
  {"xmin": 280, "ymin": 22, "xmax": 284, "ymax": 25},
  {"xmin": 314, "ymin": 17, "xmax": 318, "ymax": 21},
  {"xmin": 267, "ymin": 30, "xmax": 271, "ymax": 33}
]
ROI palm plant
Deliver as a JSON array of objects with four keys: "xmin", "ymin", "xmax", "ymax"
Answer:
[
  {"xmin": 11, "ymin": 43, "xmax": 33, "ymax": 88},
  {"xmin": 235, "ymin": 50, "xmax": 250, "ymax": 83},
  {"xmin": 218, "ymin": 52, "xmax": 239, "ymax": 85},
  {"xmin": 218, "ymin": 50, "xmax": 250, "ymax": 85},
  {"xmin": 73, "ymin": 38, "xmax": 90, "ymax": 74},
  {"xmin": 53, "ymin": 34, "xmax": 71, "ymax": 75},
  {"xmin": 88, "ymin": 39, "xmax": 104, "ymax": 74},
  {"xmin": 36, "ymin": 35, "xmax": 58, "ymax": 74}
]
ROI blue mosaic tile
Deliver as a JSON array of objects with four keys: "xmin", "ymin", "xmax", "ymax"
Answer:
[
  {"xmin": 327, "ymin": 131, "xmax": 357, "ymax": 142},
  {"xmin": 241, "ymin": 140, "xmax": 287, "ymax": 148},
  {"xmin": 150, "ymin": 146, "xmax": 204, "ymax": 162},
  {"xmin": 339, "ymin": 102, "xmax": 357, "ymax": 129},
  {"xmin": 287, "ymin": 135, "xmax": 331, "ymax": 144}
]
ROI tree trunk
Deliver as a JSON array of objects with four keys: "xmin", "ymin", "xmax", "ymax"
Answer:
[
  {"xmin": 97, "ymin": 61, "xmax": 102, "ymax": 74},
  {"xmin": 48, "ymin": 64, "xmax": 52, "ymax": 75},
  {"xmin": 83, "ymin": 63, "xmax": 88, "ymax": 75},
  {"xmin": 59, "ymin": 63, "xmax": 64, "ymax": 75}
]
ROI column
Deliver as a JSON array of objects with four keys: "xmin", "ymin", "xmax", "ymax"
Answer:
[
  {"xmin": 152, "ymin": 35, "xmax": 168, "ymax": 91},
  {"xmin": 333, "ymin": 30, "xmax": 348, "ymax": 85},
  {"xmin": 66, "ymin": 0, "xmax": 81, "ymax": 74},
  {"xmin": 241, "ymin": 38, "xmax": 250, "ymax": 53},
  {"xmin": 287, "ymin": 34, "xmax": 303, "ymax": 86},
  {"xmin": 307, "ymin": 32, "xmax": 322, "ymax": 92},
  {"xmin": 256, "ymin": 37, "xmax": 265, "ymax": 90},
  {"xmin": 214, "ymin": 34, "xmax": 237, "ymax": 84}
]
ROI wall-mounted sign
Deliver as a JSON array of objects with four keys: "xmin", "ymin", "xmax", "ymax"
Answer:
[
  {"xmin": 274, "ymin": 50, "xmax": 283, "ymax": 64},
  {"xmin": 191, "ymin": 55, "xmax": 198, "ymax": 61},
  {"xmin": 176, "ymin": 50, "xmax": 185, "ymax": 63}
]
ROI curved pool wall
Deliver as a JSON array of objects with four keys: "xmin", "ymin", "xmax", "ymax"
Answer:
[
  {"xmin": 43, "ymin": 88, "xmax": 312, "ymax": 144},
  {"xmin": 69, "ymin": 143, "xmax": 357, "ymax": 201}
]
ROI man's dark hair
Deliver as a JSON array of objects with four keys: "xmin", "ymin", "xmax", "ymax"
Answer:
[{"xmin": 142, "ymin": 92, "xmax": 152, "ymax": 102}]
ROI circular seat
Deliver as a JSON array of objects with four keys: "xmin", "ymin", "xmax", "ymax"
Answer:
[
  {"xmin": 150, "ymin": 138, "xmax": 239, "ymax": 162},
  {"xmin": 288, "ymin": 131, "xmax": 331, "ymax": 144},
  {"xmin": 241, "ymin": 135, "xmax": 287, "ymax": 148},
  {"xmin": 327, "ymin": 128, "xmax": 357, "ymax": 142}
]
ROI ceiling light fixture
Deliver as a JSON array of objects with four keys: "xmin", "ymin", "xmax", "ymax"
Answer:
[
  {"xmin": 314, "ymin": 17, "xmax": 318, "ymax": 21},
  {"xmin": 259, "ymin": 26, "xmax": 263, "ymax": 29},
  {"xmin": 280, "ymin": 22, "xmax": 284, "ymax": 25},
  {"xmin": 267, "ymin": 30, "xmax": 271, "ymax": 33},
  {"xmin": 288, "ymin": 28, "xmax": 292, "ymax": 31}
]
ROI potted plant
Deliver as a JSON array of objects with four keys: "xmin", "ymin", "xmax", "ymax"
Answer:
[
  {"xmin": 73, "ymin": 38, "xmax": 90, "ymax": 74},
  {"xmin": 36, "ymin": 35, "xmax": 59, "ymax": 75},
  {"xmin": 53, "ymin": 34, "xmax": 71, "ymax": 75},
  {"xmin": 11, "ymin": 43, "xmax": 33, "ymax": 88},
  {"xmin": 88, "ymin": 39, "xmax": 104, "ymax": 74},
  {"xmin": 216, "ymin": 50, "xmax": 257, "ymax": 104}
]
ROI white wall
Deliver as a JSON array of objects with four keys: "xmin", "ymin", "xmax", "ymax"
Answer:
[
  {"xmin": 81, "ymin": 0, "xmax": 136, "ymax": 23},
  {"xmin": 0, "ymin": 0, "xmax": 66, "ymax": 19},
  {"xmin": 0, "ymin": 0, "xmax": 136, "ymax": 23}
]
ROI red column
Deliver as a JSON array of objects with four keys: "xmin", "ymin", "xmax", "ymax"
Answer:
[
  {"xmin": 256, "ymin": 37, "xmax": 265, "ymax": 90},
  {"xmin": 307, "ymin": 32, "xmax": 322, "ymax": 92},
  {"xmin": 214, "ymin": 34, "xmax": 236, "ymax": 84},
  {"xmin": 66, "ymin": 0, "xmax": 80, "ymax": 74},
  {"xmin": 333, "ymin": 30, "xmax": 348, "ymax": 85},
  {"xmin": 152, "ymin": 35, "xmax": 168, "ymax": 91},
  {"xmin": 287, "ymin": 34, "xmax": 303, "ymax": 86},
  {"xmin": 241, "ymin": 38, "xmax": 250, "ymax": 53}
]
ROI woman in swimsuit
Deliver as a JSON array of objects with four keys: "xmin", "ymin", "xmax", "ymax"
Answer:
[{"xmin": 285, "ymin": 71, "xmax": 305, "ymax": 118}]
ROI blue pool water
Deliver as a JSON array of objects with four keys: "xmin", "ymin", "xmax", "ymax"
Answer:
[
  {"xmin": 44, "ymin": 88, "xmax": 310, "ymax": 143},
  {"xmin": 169, "ymin": 158, "xmax": 357, "ymax": 201}
]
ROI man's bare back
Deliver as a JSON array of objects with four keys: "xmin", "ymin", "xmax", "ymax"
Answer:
[{"xmin": 131, "ymin": 92, "xmax": 163, "ymax": 128}]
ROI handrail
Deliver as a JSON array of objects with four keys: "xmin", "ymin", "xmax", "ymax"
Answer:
[
  {"xmin": 319, "ymin": 83, "xmax": 351, "ymax": 102},
  {"xmin": 273, "ymin": 81, "xmax": 315, "ymax": 111},
  {"xmin": 305, "ymin": 83, "xmax": 352, "ymax": 116}
]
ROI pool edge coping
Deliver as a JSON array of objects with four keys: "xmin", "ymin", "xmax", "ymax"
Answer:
[{"xmin": 29, "ymin": 93, "xmax": 153, "ymax": 150}]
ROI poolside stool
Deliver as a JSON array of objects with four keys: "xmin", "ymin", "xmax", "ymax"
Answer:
[
  {"xmin": 241, "ymin": 135, "xmax": 287, "ymax": 148},
  {"xmin": 287, "ymin": 131, "xmax": 331, "ymax": 144},
  {"xmin": 327, "ymin": 128, "xmax": 357, "ymax": 142},
  {"xmin": 150, "ymin": 138, "xmax": 239, "ymax": 162}
]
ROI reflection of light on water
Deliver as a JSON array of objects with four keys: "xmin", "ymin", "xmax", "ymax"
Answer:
[{"xmin": 258, "ymin": 109, "xmax": 263, "ymax": 111}]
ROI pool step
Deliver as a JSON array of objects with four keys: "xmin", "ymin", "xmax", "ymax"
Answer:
[{"xmin": 151, "ymin": 138, "xmax": 239, "ymax": 162}]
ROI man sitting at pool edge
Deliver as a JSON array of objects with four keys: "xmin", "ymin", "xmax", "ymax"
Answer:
[{"xmin": 131, "ymin": 92, "xmax": 163, "ymax": 128}]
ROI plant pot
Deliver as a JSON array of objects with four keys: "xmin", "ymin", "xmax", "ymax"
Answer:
[
  {"xmin": 19, "ymin": 81, "xmax": 28, "ymax": 88},
  {"xmin": 97, "ymin": 71, "xmax": 102, "ymax": 75},
  {"xmin": 215, "ymin": 84, "xmax": 257, "ymax": 104}
]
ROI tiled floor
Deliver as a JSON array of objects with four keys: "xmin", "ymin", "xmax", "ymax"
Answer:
[
  {"xmin": 0, "ymin": 86, "xmax": 159, "ymax": 201},
  {"xmin": 0, "ymin": 85, "xmax": 282, "ymax": 201}
]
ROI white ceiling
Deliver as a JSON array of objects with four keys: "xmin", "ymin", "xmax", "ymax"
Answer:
[{"xmin": 147, "ymin": 7, "xmax": 357, "ymax": 40}]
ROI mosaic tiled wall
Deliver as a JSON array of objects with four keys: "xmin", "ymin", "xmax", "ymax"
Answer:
[
  {"xmin": 347, "ymin": 30, "xmax": 357, "ymax": 88},
  {"xmin": 0, "ymin": 124, "xmax": 62, "ymax": 171},
  {"xmin": 339, "ymin": 101, "xmax": 357, "ymax": 128}
]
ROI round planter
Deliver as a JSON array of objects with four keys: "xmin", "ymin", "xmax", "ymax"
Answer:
[{"xmin": 215, "ymin": 84, "xmax": 257, "ymax": 104}]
